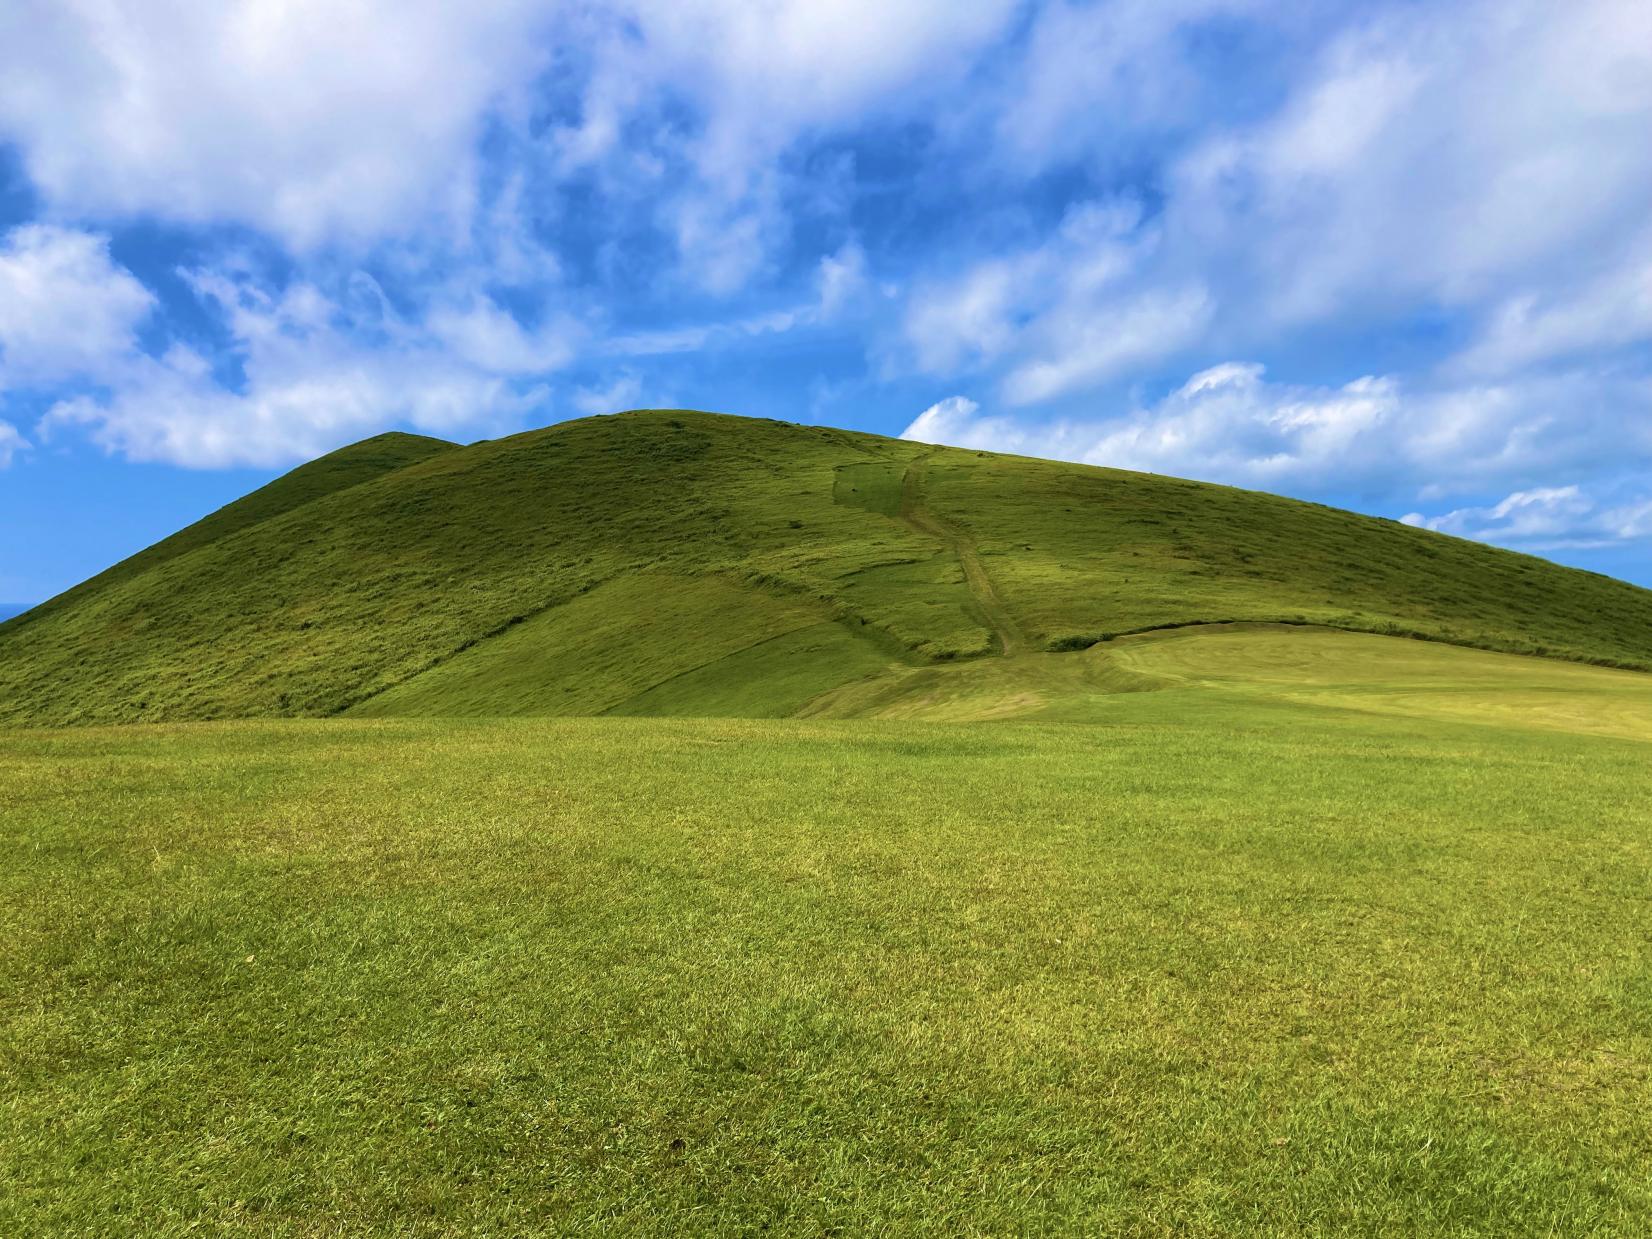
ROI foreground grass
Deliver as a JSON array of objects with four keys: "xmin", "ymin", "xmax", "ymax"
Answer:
[{"xmin": 4, "ymin": 700, "xmax": 1650, "ymax": 1234}]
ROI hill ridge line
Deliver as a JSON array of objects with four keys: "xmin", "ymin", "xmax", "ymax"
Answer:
[{"xmin": 3, "ymin": 432, "xmax": 458, "ymax": 636}]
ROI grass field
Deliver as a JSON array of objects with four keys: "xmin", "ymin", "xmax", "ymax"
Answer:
[
  {"xmin": 5, "ymin": 643, "xmax": 1651, "ymax": 1235},
  {"xmin": 5, "ymin": 410, "xmax": 1652, "ymax": 1232}
]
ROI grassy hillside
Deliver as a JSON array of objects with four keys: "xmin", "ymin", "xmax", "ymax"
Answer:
[
  {"xmin": 802, "ymin": 622, "xmax": 1652, "ymax": 736},
  {"xmin": 3, "ymin": 409, "xmax": 1651, "ymax": 726},
  {"xmin": 1, "ymin": 431, "xmax": 456, "ymax": 638},
  {"xmin": 5, "ymin": 690, "xmax": 1651, "ymax": 1232}
]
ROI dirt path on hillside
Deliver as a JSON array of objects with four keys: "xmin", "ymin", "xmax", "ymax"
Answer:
[{"xmin": 900, "ymin": 453, "xmax": 1030, "ymax": 657}]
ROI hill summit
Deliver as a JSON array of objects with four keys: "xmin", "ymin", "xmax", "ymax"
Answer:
[{"xmin": 4, "ymin": 409, "xmax": 1651, "ymax": 727}]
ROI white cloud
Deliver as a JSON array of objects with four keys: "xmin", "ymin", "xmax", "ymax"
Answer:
[
  {"xmin": 0, "ymin": 0, "xmax": 554, "ymax": 248},
  {"xmin": 986, "ymin": 0, "xmax": 1274, "ymax": 170},
  {"xmin": 558, "ymin": 0, "xmax": 1021, "ymax": 289},
  {"xmin": 1405, "ymin": 486, "xmax": 1652, "ymax": 549},
  {"xmin": 905, "ymin": 261, "xmax": 1021, "ymax": 375},
  {"xmin": 42, "ymin": 344, "xmax": 540, "ymax": 470},
  {"xmin": 902, "ymin": 0, "xmax": 1652, "ymax": 416},
  {"xmin": 904, "ymin": 198, "xmax": 1212, "ymax": 404},
  {"xmin": 425, "ymin": 297, "xmax": 581, "ymax": 376},
  {"xmin": 601, "ymin": 243, "xmax": 871, "ymax": 360},
  {"xmin": 469, "ymin": 170, "xmax": 565, "ymax": 290},
  {"xmin": 1165, "ymin": 0, "xmax": 1652, "ymax": 329},
  {"xmin": 1072, "ymin": 362, "xmax": 1399, "ymax": 487},
  {"xmin": 605, "ymin": 304, "xmax": 807, "ymax": 360},
  {"xmin": 667, "ymin": 194, "xmax": 777, "ymax": 295},
  {"xmin": 0, "ymin": 225, "xmax": 154, "ymax": 386},
  {"xmin": 0, "ymin": 419, "xmax": 25, "ymax": 467},
  {"xmin": 903, "ymin": 396, "xmax": 991, "ymax": 448},
  {"xmin": 899, "ymin": 361, "xmax": 1652, "ymax": 501},
  {"xmin": 1001, "ymin": 286, "xmax": 1212, "ymax": 406},
  {"xmin": 889, "ymin": 0, "xmax": 1652, "ymax": 539},
  {"xmin": 1396, "ymin": 373, "xmax": 1652, "ymax": 495},
  {"xmin": 37, "ymin": 265, "xmax": 570, "ymax": 468},
  {"xmin": 601, "ymin": 0, "xmax": 1020, "ymax": 182},
  {"xmin": 572, "ymin": 372, "xmax": 648, "ymax": 416},
  {"xmin": 1450, "ymin": 232, "xmax": 1652, "ymax": 376},
  {"xmin": 817, "ymin": 241, "xmax": 869, "ymax": 319}
]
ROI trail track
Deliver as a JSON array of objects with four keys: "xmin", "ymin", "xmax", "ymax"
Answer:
[{"xmin": 900, "ymin": 453, "xmax": 1030, "ymax": 657}]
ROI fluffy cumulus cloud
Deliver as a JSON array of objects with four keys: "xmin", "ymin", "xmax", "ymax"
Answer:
[
  {"xmin": 904, "ymin": 364, "xmax": 1403, "ymax": 490},
  {"xmin": 903, "ymin": 362, "xmax": 1652, "ymax": 514},
  {"xmin": 1075, "ymin": 364, "xmax": 1399, "ymax": 486},
  {"xmin": 0, "ymin": 0, "xmax": 1020, "ymax": 272},
  {"xmin": 0, "ymin": 0, "xmax": 1027, "ymax": 466},
  {"xmin": 903, "ymin": 397, "xmax": 992, "ymax": 448},
  {"xmin": 1405, "ymin": 489, "xmax": 1652, "ymax": 551},
  {"xmin": 0, "ymin": 0, "xmax": 555, "ymax": 248},
  {"xmin": 905, "ymin": 0, "xmax": 1652, "ymax": 383},
  {"xmin": 0, "ymin": 0, "xmax": 1650, "ymax": 578},
  {"xmin": 30, "ymin": 257, "xmax": 571, "ymax": 467},
  {"xmin": 0, "ymin": 225, "xmax": 153, "ymax": 386},
  {"xmin": 892, "ymin": 0, "xmax": 1652, "ymax": 558}
]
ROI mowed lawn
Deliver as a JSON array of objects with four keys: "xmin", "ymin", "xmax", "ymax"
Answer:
[{"xmin": 3, "ymin": 701, "xmax": 1650, "ymax": 1234}]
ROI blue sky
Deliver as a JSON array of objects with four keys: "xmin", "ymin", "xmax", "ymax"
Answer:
[{"xmin": 1, "ymin": 0, "xmax": 1650, "ymax": 604}]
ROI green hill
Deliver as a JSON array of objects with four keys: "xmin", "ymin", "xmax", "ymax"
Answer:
[
  {"xmin": 5, "ymin": 430, "xmax": 456, "ymax": 634},
  {"xmin": 3, "ymin": 409, "xmax": 1651, "ymax": 727}
]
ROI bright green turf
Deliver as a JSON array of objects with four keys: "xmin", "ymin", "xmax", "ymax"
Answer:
[
  {"xmin": 832, "ymin": 459, "xmax": 906, "ymax": 517},
  {"xmin": 604, "ymin": 621, "xmax": 901, "ymax": 719},
  {"xmin": 347, "ymin": 572, "xmax": 884, "ymax": 718},
  {"xmin": 5, "ymin": 410, "xmax": 1652, "ymax": 726},
  {"xmin": 804, "ymin": 623, "xmax": 1652, "ymax": 736},
  {"xmin": 4, "ymin": 689, "xmax": 1650, "ymax": 1234},
  {"xmin": 1105, "ymin": 624, "xmax": 1652, "ymax": 742}
]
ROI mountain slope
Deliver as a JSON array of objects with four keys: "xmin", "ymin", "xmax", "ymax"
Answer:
[
  {"xmin": 2, "ymin": 409, "xmax": 1650, "ymax": 727},
  {"xmin": 2, "ymin": 431, "xmax": 457, "ymax": 637}
]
